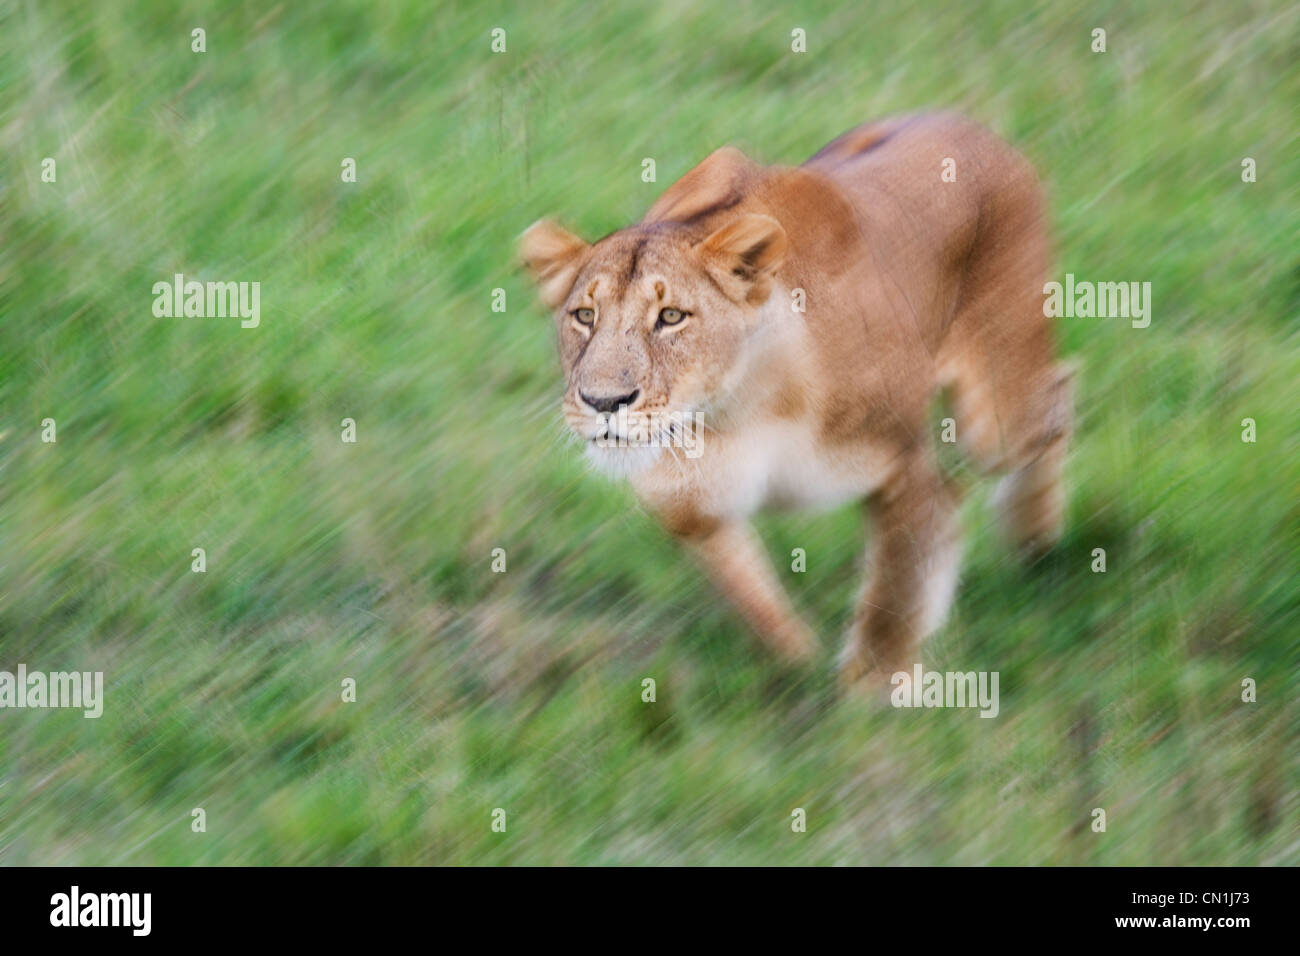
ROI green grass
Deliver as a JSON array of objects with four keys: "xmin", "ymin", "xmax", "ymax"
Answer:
[{"xmin": 1, "ymin": 0, "xmax": 1297, "ymax": 864}]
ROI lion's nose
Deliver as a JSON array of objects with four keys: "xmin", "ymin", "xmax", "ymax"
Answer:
[{"xmin": 580, "ymin": 388, "xmax": 641, "ymax": 414}]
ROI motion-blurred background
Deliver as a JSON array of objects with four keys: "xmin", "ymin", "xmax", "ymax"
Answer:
[{"xmin": 1, "ymin": 0, "xmax": 1296, "ymax": 864}]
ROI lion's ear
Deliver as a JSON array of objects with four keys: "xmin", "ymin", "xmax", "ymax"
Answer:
[
  {"xmin": 645, "ymin": 146, "xmax": 756, "ymax": 223},
  {"xmin": 519, "ymin": 219, "xmax": 588, "ymax": 309},
  {"xmin": 697, "ymin": 213, "xmax": 788, "ymax": 305}
]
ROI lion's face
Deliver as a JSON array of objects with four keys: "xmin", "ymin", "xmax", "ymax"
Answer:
[{"xmin": 520, "ymin": 215, "xmax": 787, "ymax": 470}]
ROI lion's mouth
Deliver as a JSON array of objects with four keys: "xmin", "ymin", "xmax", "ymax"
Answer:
[
  {"xmin": 589, "ymin": 427, "xmax": 635, "ymax": 446},
  {"xmin": 579, "ymin": 409, "xmax": 704, "ymax": 449}
]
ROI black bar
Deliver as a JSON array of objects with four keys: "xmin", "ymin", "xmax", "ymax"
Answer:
[{"xmin": 2, "ymin": 866, "xmax": 1281, "ymax": 942}]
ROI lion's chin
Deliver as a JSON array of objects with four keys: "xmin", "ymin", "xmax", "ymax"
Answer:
[{"xmin": 583, "ymin": 441, "xmax": 664, "ymax": 479}]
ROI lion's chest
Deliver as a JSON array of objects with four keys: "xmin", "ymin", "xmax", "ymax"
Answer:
[{"xmin": 640, "ymin": 420, "xmax": 888, "ymax": 519}]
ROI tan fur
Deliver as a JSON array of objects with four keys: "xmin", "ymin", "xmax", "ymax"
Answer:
[{"xmin": 520, "ymin": 113, "xmax": 1072, "ymax": 685}]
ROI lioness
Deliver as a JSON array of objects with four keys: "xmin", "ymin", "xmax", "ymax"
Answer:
[{"xmin": 520, "ymin": 113, "xmax": 1072, "ymax": 686}]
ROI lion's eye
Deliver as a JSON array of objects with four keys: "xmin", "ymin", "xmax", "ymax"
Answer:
[
  {"xmin": 656, "ymin": 307, "xmax": 686, "ymax": 328},
  {"xmin": 572, "ymin": 308, "xmax": 595, "ymax": 326}
]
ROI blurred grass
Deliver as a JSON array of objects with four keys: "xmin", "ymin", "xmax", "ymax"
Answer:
[{"xmin": 0, "ymin": 0, "xmax": 1297, "ymax": 864}]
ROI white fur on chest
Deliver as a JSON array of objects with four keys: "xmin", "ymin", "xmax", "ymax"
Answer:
[
  {"xmin": 635, "ymin": 419, "xmax": 887, "ymax": 519},
  {"xmin": 730, "ymin": 421, "xmax": 883, "ymax": 514}
]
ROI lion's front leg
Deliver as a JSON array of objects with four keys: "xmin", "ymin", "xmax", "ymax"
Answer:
[
  {"xmin": 839, "ymin": 449, "xmax": 962, "ymax": 688},
  {"xmin": 678, "ymin": 520, "xmax": 816, "ymax": 663}
]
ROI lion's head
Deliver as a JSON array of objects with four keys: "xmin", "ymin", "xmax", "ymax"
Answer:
[{"xmin": 519, "ymin": 206, "xmax": 787, "ymax": 472}]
